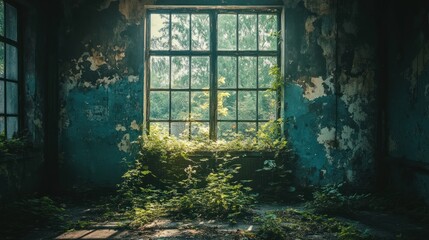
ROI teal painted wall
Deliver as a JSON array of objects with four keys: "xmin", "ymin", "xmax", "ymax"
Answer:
[
  {"xmin": 284, "ymin": 0, "xmax": 377, "ymax": 188},
  {"xmin": 386, "ymin": 0, "xmax": 429, "ymax": 203},
  {"xmin": 57, "ymin": 0, "xmax": 379, "ymax": 190}
]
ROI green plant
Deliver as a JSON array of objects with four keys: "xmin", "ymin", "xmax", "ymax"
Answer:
[
  {"xmin": 308, "ymin": 182, "xmax": 370, "ymax": 214},
  {"xmin": 268, "ymin": 65, "xmax": 284, "ymax": 93},
  {"xmin": 168, "ymin": 163, "xmax": 255, "ymax": 223},
  {"xmin": 116, "ymin": 117, "xmax": 289, "ymax": 227},
  {"xmin": 255, "ymin": 212, "xmax": 287, "ymax": 240},
  {"xmin": 338, "ymin": 225, "xmax": 374, "ymax": 240},
  {"xmin": 0, "ymin": 196, "xmax": 65, "ymax": 237},
  {"xmin": 0, "ymin": 131, "xmax": 31, "ymax": 155}
]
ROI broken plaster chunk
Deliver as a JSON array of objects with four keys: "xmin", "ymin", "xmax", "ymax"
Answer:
[
  {"xmin": 116, "ymin": 124, "xmax": 126, "ymax": 132},
  {"xmin": 130, "ymin": 120, "xmax": 140, "ymax": 131}
]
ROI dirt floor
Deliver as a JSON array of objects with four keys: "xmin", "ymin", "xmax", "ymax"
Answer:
[{"xmin": 17, "ymin": 201, "xmax": 429, "ymax": 240}]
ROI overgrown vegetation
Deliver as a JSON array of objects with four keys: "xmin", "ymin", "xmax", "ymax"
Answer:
[
  {"xmin": 308, "ymin": 182, "xmax": 371, "ymax": 214},
  {"xmin": 117, "ymin": 120, "xmax": 290, "ymax": 227},
  {"xmin": 0, "ymin": 196, "xmax": 65, "ymax": 239},
  {"xmin": 255, "ymin": 209, "xmax": 375, "ymax": 240},
  {"xmin": 0, "ymin": 131, "xmax": 31, "ymax": 156}
]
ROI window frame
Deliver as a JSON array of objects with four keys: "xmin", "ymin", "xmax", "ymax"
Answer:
[
  {"xmin": 0, "ymin": 0, "xmax": 21, "ymax": 139},
  {"xmin": 144, "ymin": 6, "xmax": 282, "ymax": 140}
]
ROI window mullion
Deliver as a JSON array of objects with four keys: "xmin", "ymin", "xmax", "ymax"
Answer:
[{"xmin": 209, "ymin": 10, "xmax": 217, "ymax": 140}]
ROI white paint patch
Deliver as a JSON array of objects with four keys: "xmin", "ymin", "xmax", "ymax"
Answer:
[
  {"xmin": 317, "ymin": 127, "xmax": 335, "ymax": 164},
  {"xmin": 317, "ymin": 127, "xmax": 335, "ymax": 144},
  {"xmin": 304, "ymin": 77, "xmax": 326, "ymax": 101},
  {"xmin": 87, "ymin": 51, "xmax": 107, "ymax": 71},
  {"xmin": 82, "ymin": 81, "xmax": 95, "ymax": 88},
  {"xmin": 347, "ymin": 98, "xmax": 368, "ymax": 123},
  {"xmin": 33, "ymin": 118, "xmax": 43, "ymax": 129},
  {"xmin": 97, "ymin": 74, "xmax": 120, "ymax": 86},
  {"xmin": 128, "ymin": 75, "xmax": 139, "ymax": 83},
  {"xmin": 117, "ymin": 133, "xmax": 131, "ymax": 152},
  {"xmin": 130, "ymin": 120, "xmax": 140, "ymax": 131},
  {"xmin": 116, "ymin": 124, "xmax": 126, "ymax": 132},
  {"xmin": 340, "ymin": 75, "xmax": 375, "ymax": 124},
  {"xmin": 346, "ymin": 169, "xmax": 355, "ymax": 182},
  {"xmin": 339, "ymin": 125, "xmax": 355, "ymax": 150}
]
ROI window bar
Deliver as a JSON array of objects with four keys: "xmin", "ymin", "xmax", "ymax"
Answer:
[
  {"xmin": 4, "ymin": 6, "xmax": 7, "ymax": 137},
  {"xmin": 168, "ymin": 13, "xmax": 172, "ymax": 134},
  {"xmin": 188, "ymin": 14, "xmax": 192, "ymax": 139},
  {"xmin": 145, "ymin": 13, "xmax": 151, "ymax": 133},
  {"xmin": 209, "ymin": 11, "xmax": 217, "ymax": 140},
  {"xmin": 235, "ymin": 14, "xmax": 238, "ymax": 133},
  {"xmin": 276, "ymin": 13, "xmax": 282, "ymax": 122},
  {"xmin": 168, "ymin": 56, "xmax": 172, "ymax": 135},
  {"xmin": 256, "ymin": 14, "xmax": 260, "ymax": 132},
  {"xmin": 188, "ymin": 56, "xmax": 191, "ymax": 139}
]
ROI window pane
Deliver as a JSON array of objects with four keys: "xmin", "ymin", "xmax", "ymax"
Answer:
[
  {"xmin": 218, "ymin": 122, "xmax": 236, "ymax": 139},
  {"xmin": 150, "ymin": 122, "xmax": 169, "ymax": 134},
  {"xmin": 238, "ymin": 14, "xmax": 257, "ymax": 51},
  {"xmin": 258, "ymin": 56, "xmax": 276, "ymax": 88},
  {"xmin": 191, "ymin": 122, "xmax": 209, "ymax": 139},
  {"xmin": 191, "ymin": 91, "xmax": 209, "ymax": 120},
  {"xmin": 150, "ymin": 14, "xmax": 169, "ymax": 50},
  {"xmin": 6, "ymin": 81, "xmax": 17, "ymax": 114},
  {"xmin": 171, "ymin": 14, "xmax": 190, "ymax": 50},
  {"xmin": 0, "ymin": 116, "xmax": 4, "ymax": 134},
  {"xmin": 6, "ymin": 116, "xmax": 17, "ymax": 139},
  {"xmin": 218, "ymin": 56, "xmax": 236, "ymax": 88},
  {"xmin": 191, "ymin": 14, "xmax": 210, "ymax": 51},
  {"xmin": 171, "ymin": 122, "xmax": 189, "ymax": 138},
  {"xmin": 191, "ymin": 56, "xmax": 209, "ymax": 89},
  {"xmin": 150, "ymin": 56, "xmax": 169, "ymax": 89},
  {"xmin": 0, "ymin": 43, "xmax": 4, "ymax": 78},
  {"xmin": 238, "ymin": 91, "xmax": 256, "ymax": 120},
  {"xmin": 237, "ymin": 122, "xmax": 256, "ymax": 137},
  {"xmin": 0, "ymin": 80, "xmax": 3, "ymax": 113},
  {"xmin": 238, "ymin": 57, "xmax": 256, "ymax": 88},
  {"xmin": 259, "ymin": 14, "xmax": 278, "ymax": 51},
  {"xmin": 171, "ymin": 92, "xmax": 189, "ymax": 120},
  {"xmin": 258, "ymin": 90, "xmax": 276, "ymax": 120},
  {"xmin": 171, "ymin": 56, "xmax": 189, "ymax": 89},
  {"xmin": 6, "ymin": 44, "xmax": 17, "ymax": 81},
  {"xmin": 0, "ymin": 1, "xmax": 4, "ymax": 36},
  {"xmin": 218, "ymin": 14, "xmax": 236, "ymax": 50},
  {"xmin": 150, "ymin": 91, "xmax": 169, "ymax": 120},
  {"xmin": 5, "ymin": 3, "xmax": 16, "ymax": 41},
  {"xmin": 218, "ymin": 91, "xmax": 236, "ymax": 120}
]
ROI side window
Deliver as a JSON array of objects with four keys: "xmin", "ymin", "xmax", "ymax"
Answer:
[{"xmin": 0, "ymin": 0, "xmax": 19, "ymax": 138}]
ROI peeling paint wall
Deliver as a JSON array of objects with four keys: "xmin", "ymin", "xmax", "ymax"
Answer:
[
  {"xmin": 386, "ymin": 1, "xmax": 429, "ymax": 203},
  {"xmin": 284, "ymin": 0, "xmax": 377, "ymax": 188},
  {"xmin": 58, "ymin": 0, "xmax": 144, "ymax": 188},
  {"xmin": 57, "ymin": 0, "xmax": 378, "ymax": 190}
]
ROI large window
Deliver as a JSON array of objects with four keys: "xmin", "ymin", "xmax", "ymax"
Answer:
[
  {"xmin": 0, "ymin": 0, "xmax": 19, "ymax": 139},
  {"xmin": 145, "ymin": 7, "xmax": 281, "ymax": 140}
]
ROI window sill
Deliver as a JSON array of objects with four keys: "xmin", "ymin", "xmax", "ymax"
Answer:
[
  {"xmin": 0, "ymin": 149, "xmax": 43, "ymax": 163},
  {"xmin": 186, "ymin": 150, "xmax": 277, "ymax": 158}
]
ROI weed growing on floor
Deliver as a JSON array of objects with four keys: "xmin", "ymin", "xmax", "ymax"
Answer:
[
  {"xmin": 308, "ymin": 182, "xmax": 370, "ymax": 214},
  {"xmin": 254, "ymin": 209, "xmax": 375, "ymax": 240},
  {"xmin": 0, "ymin": 196, "xmax": 65, "ymax": 238}
]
